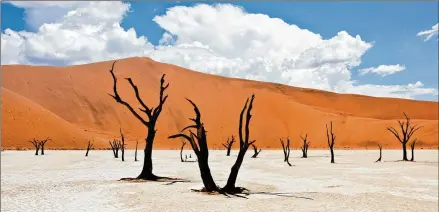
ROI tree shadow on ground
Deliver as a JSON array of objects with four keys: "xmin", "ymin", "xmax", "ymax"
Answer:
[
  {"xmin": 382, "ymin": 160, "xmax": 438, "ymax": 164},
  {"xmin": 190, "ymin": 188, "xmax": 315, "ymax": 200},
  {"xmin": 119, "ymin": 177, "xmax": 191, "ymax": 185}
]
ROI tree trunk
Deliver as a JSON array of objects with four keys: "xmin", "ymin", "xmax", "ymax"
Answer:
[
  {"xmin": 223, "ymin": 147, "xmax": 248, "ymax": 192},
  {"xmin": 180, "ymin": 142, "xmax": 185, "ymax": 162},
  {"xmin": 41, "ymin": 145, "xmax": 45, "ymax": 155},
  {"xmin": 137, "ymin": 128, "xmax": 157, "ymax": 180},
  {"xmin": 226, "ymin": 148, "xmax": 231, "ymax": 156},
  {"xmin": 85, "ymin": 149, "xmax": 90, "ymax": 157},
  {"xmin": 135, "ymin": 141, "xmax": 138, "ymax": 162},
  {"xmin": 302, "ymin": 148, "xmax": 307, "ymax": 158},
  {"xmin": 286, "ymin": 158, "xmax": 292, "ymax": 166},
  {"xmin": 251, "ymin": 150, "xmax": 261, "ymax": 158},
  {"xmin": 410, "ymin": 145, "xmax": 414, "ymax": 162},
  {"xmin": 35, "ymin": 148, "xmax": 39, "ymax": 156},
  {"xmin": 375, "ymin": 147, "xmax": 382, "ymax": 163},
  {"xmin": 121, "ymin": 147, "xmax": 125, "ymax": 162},
  {"xmin": 251, "ymin": 144, "xmax": 261, "ymax": 158},
  {"xmin": 330, "ymin": 147, "xmax": 335, "ymax": 163},
  {"xmin": 402, "ymin": 143, "xmax": 408, "ymax": 161},
  {"xmin": 197, "ymin": 156, "xmax": 218, "ymax": 192}
]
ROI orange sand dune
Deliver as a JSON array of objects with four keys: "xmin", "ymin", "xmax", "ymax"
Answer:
[{"xmin": 2, "ymin": 57, "xmax": 438, "ymax": 150}]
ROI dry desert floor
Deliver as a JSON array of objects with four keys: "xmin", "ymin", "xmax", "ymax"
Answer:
[{"xmin": 1, "ymin": 150, "xmax": 438, "ymax": 212}]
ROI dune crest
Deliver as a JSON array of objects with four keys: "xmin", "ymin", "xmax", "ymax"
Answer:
[{"xmin": 2, "ymin": 57, "xmax": 438, "ymax": 150}]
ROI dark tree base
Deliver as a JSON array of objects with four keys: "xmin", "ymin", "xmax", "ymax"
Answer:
[
  {"xmin": 182, "ymin": 160, "xmax": 197, "ymax": 163},
  {"xmin": 119, "ymin": 176, "xmax": 187, "ymax": 182},
  {"xmin": 190, "ymin": 186, "xmax": 251, "ymax": 198}
]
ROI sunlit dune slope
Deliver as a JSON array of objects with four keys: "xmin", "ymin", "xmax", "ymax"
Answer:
[{"xmin": 2, "ymin": 57, "xmax": 438, "ymax": 150}]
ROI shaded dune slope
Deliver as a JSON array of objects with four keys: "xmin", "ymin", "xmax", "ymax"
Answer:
[{"xmin": 2, "ymin": 57, "xmax": 438, "ymax": 150}]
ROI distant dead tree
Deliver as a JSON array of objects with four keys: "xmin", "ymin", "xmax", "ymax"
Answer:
[
  {"xmin": 134, "ymin": 141, "xmax": 139, "ymax": 162},
  {"xmin": 222, "ymin": 136, "xmax": 235, "ymax": 156},
  {"xmin": 110, "ymin": 61, "xmax": 170, "ymax": 180},
  {"xmin": 326, "ymin": 121, "xmax": 336, "ymax": 164},
  {"xmin": 109, "ymin": 139, "xmax": 122, "ymax": 158},
  {"xmin": 300, "ymin": 133, "xmax": 310, "ymax": 158},
  {"xmin": 169, "ymin": 94, "xmax": 256, "ymax": 194},
  {"xmin": 375, "ymin": 143, "xmax": 382, "ymax": 163},
  {"xmin": 387, "ymin": 112, "xmax": 423, "ymax": 161},
  {"xmin": 120, "ymin": 128, "xmax": 126, "ymax": 162},
  {"xmin": 109, "ymin": 140, "xmax": 116, "ymax": 157},
  {"xmin": 180, "ymin": 140, "xmax": 187, "ymax": 162},
  {"xmin": 410, "ymin": 139, "xmax": 417, "ymax": 162},
  {"xmin": 251, "ymin": 144, "xmax": 261, "ymax": 158},
  {"xmin": 29, "ymin": 139, "xmax": 41, "ymax": 155},
  {"xmin": 40, "ymin": 137, "xmax": 51, "ymax": 155},
  {"xmin": 280, "ymin": 138, "xmax": 292, "ymax": 166},
  {"xmin": 85, "ymin": 140, "xmax": 93, "ymax": 157}
]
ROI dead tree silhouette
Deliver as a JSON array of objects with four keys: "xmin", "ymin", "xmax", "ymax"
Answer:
[
  {"xmin": 180, "ymin": 140, "xmax": 187, "ymax": 162},
  {"xmin": 280, "ymin": 138, "xmax": 292, "ymax": 166},
  {"xmin": 120, "ymin": 128, "xmax": 126, "ymax": 162},
  {"xmin": 222, "ymin": 94, "xmax": 257, "ymax": 194},
  {"xmin": 410, "ymin": 139, "xmax": 417, "ymax": 162},
  {"xmin": 300, "ymin": 134, "xmax": 310, "ymax": 158},
  {"xmin": 251, "ymin": 144, "xmax": 261, "ymax": 158},
  {"xmin": 109, "ymin": 140, "xmax": 116, "ymax": 157},
  {"xmin": 222, "ymin": 136, "xmax": 235, "ymax": 156},
  {"xmin": 387, "ymin": 112, "xmax": 423, "ymax": 161},
  {"xmin": 134, "ymin": 140, "xmax": 139, "ymax": 162},
  {"xmin": 109, "ymin": 139, "xmax": 122, "ymax": 158},
  {"xmin": 85, "ymin": 140, "xmax": 93, "ymax": 157},
  {"xmin": 169, "ymin": 98, "xmax": 219, "ymax": 192},
  {"xmin": 109, "ymin": 61, "xmax": 171, "ymax": 181},
  {"xmin": 375, "ymin": 143, "xmax": 382, "ymax": 163},
  {"xmin": 29, "ymin": 139, "xmax": 41, "ymax": 155},
  {"xmin": 326, "ymin": 121, "xmax": 336, "ymax": 164},
  {"xmin": 40, "ymin": 137, "xmax": 51, "ymax": 155},
  {"xmin": 169, "ymin": 94, "xmax": 257, "ymax": 195}
]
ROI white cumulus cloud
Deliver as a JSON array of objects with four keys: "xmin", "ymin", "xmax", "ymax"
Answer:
[
  {"xmin": 417, "ymin": 23, "xmax": 438, "ymax": 41},
  {"xmin": 358, "ymin": 64, "xmax": 406, "ymax": 77},
  {"xmin": 1, "ymin": 2, "xmax": 437, "ymax": 100}
]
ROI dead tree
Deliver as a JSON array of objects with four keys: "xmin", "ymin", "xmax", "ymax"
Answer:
[
  {"xmin": 134, "ymin": 140, "xmax": 139, "ymax": 162},
  {"xmin": 326, "ymin": 121, "xmax": 336, "ymax": 163},
  {"xmin": 222, "ymin": 136, "xmax": 235, "ymax": 156},
  {"xmin": 169, "ymin": 94, "xmax": 257, "ymax": 194},
  {"xmin": 375, "ymin": 143, "xmax": 382, "ymax": 163},
  {"xmin": 222, "ymin": 94, "xmax": 256, "ymax": 193},
  {"xmin": 120, "ymin": 128, "xmax": 126, "ymax": 162},
  {"xmin": 169, "ymin": 98, "xmax": 219, "ymax": 192},
  {"xmin": 29, "ymin": 139, "xmax": 41, "ymax": 155},
  {"xmin": 300, "ymin": 134, "xmax": 310, "ymax": 158},
  {"xmin": 109, "ymin": 139, "xmax": 122, "ymax": 158},
  {"xmin": 40, "ymin": 137, "xmax": 51, "ymax": 155},
  {"xmin": 180, "ymin": 140, "xmax": 187, "ymax": 162},
  {"xmin": 251, "ymin": 144, "xmax": 261, "ymax": 158},
  {"xmin": 109, "ymin": 140, "xmax": 116, "ymax": 157},
  {"xmin": 410, "ymin": 139, "xmax": 417, "ymax": 162},
  {"xmin": 280, "ymin": 138, "xmax": 292, "ymax": 166},
  {"xmin": 387, "ymin": 112, "xmax": 423, "ymax": 161},
  {"xmin": 109, "ymin": 61, "xmax": 169, "ymax": 180},
  {"xmin": 85, "ymin": 140, "xmax": 93, "ymax": 157}
]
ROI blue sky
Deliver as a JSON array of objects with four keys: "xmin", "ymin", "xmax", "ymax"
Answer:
[{"xmin": 1, "ymin": 1, "xmax": 438, "ymax": 100}]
